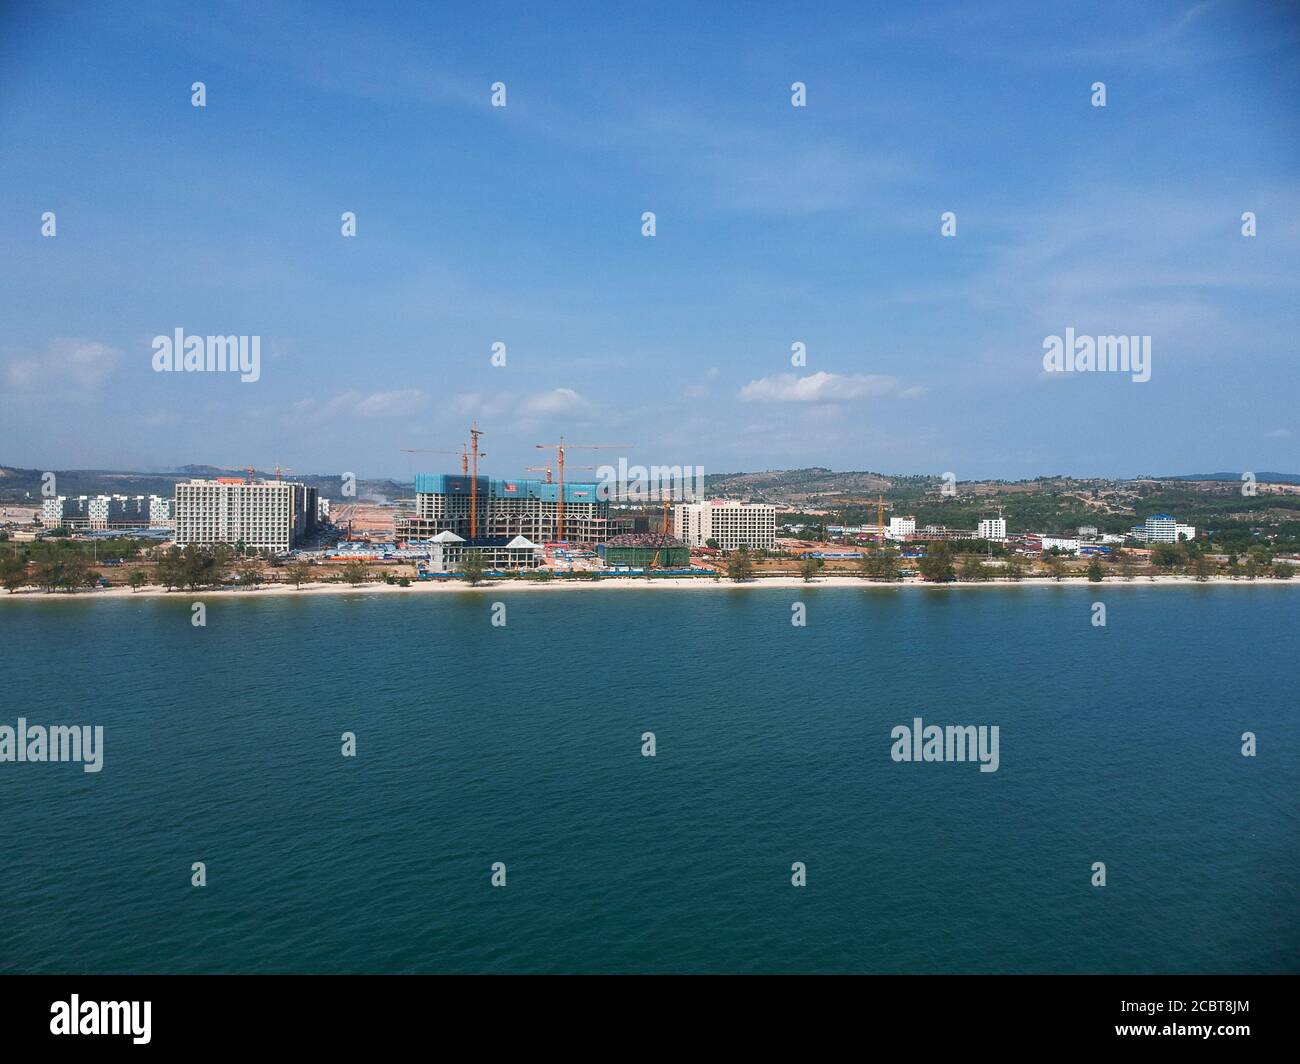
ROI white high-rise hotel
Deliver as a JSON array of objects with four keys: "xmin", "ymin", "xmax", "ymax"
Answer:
[
  {"xmin": 673, "ymin": 501, "xmax": 776, "ymax": 551},
  {"xmin": 978, "ymin": 517, "xmax": 1008, "ymax": 541},
  {"xmin": 887, "ymin": 515, "xmax": 916, "ymax": 540},
  {"xmin": 174, "ymin": 478, "xmax": 319, "ymax": 552}
]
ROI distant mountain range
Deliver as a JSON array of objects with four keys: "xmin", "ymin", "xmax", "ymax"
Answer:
[
  {"xmin": 0, "ymin": 465, "xmax": 409, "ymax": 503},
  {"xmin": 1, "ymin": 464, "xmax": 1297, "ymax": 507},
  {"xmin": 1160, "ymin": 472, "xmax": 1300, "ymax": 484}
]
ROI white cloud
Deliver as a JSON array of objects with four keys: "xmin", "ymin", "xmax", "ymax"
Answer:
[
  {"xmin": 355, "ymin": 389, "xmax": 425, "ymax": 417},
  {"xmin": 451, "ymin": 388, "xmax": 588, "ymax": 420},
  {"xmin": 1265, "ymin": 428, "xmax": 1292, "ymax": 439},
  {"xmin": 738, "ymin": 371, "xmax": 911, "ymax": 403},
  {"xmin": 289, "ymin": 389, "xmax": 427, "ymax": 423},
  {"xmin": 6, "ymin": 338, "xmax": 121, "ymax": 393},
  {"xmin": 520, "ymin": 387, "xmax": 586, "ymax": 416}
]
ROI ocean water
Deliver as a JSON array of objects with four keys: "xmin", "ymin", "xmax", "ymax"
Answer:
[{"xmin": 1, "ymin": 584, "xmax": 1296, "ymax": 974}]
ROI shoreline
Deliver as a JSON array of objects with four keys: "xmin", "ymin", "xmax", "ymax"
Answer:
[{"xmin": 1, "ymin": 574, "xmax": 1296, "ymax": 601}]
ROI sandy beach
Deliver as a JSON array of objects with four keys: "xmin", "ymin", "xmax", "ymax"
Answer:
[{"xmin": 2, "ymin": 574, "xmax": 1296, "ymax": 601}]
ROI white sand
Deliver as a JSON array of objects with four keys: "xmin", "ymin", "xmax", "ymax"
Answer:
[{"xmin": 2, "ymin": 574, "xmax": 1296, "ymax": 601}]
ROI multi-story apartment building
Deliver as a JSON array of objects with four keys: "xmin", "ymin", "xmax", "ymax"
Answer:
[
  {"xmin": 1143, "ymin": 514, "xmax": 1178, "ymax": 542},
  {"xmin": 977, "ymin": 517, "xmax": 1008, "ymax": 542},
  {"xmin": 673, "ymin": 501, "xmax": 776, "ymax": 551},
  {"xmin": 1129, "ymin": 515, "xmax": 1196, "ymax": 544},
  {"xmin": 887, "ymin": 515, "xmax": 916, "ymax": 541},
  {"xmin": 396, "ymin": 475, "xmax": 618, "ymax": 544},
  {"xmin": 41, "ymin": 494, "xmax": 172, "ymax": 530},
  {"xmin": 173, "ymin": 478, "xmax": 318, "ymax": 551}
]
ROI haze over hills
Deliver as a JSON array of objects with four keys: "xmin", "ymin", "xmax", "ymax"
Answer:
[
  {"xmin": 1159, "ymin": 473, "xmax": 1300, "ymax": 484},
  {"xmin": 3, "ymin": 463, "xmax": 1297, "ymax": 506},
  {"xmin": 0, "ymin": 465, "xmax": 408, "ymax": 503}
]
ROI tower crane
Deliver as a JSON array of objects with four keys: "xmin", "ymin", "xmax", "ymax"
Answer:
[
  {"xmin": 649, "ymin": 486, "xmax": 678, "ymax": 569},
  {"xmin": 526, "ymin": 463, "xmax": 595, "ymax": 485},
  {"xmin": 468, "ymin": 423, "xmax": 485, "ymax": 538},
  {"xmin": 401, "ymin": 446, "xmax": 474, "ymax": 476},
  {"xmin": 534, "ymin": 437, "xmax": 627, "ymax": 542}
]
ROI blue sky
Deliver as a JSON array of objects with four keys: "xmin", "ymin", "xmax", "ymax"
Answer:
[{"xmin": 1, "ymin": 0, "xmax": 1297, "ymax": 482}]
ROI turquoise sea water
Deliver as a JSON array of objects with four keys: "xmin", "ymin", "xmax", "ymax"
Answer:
[{"xmin": 1, "ymin": 585, "xmax": 1296, "ymax": 973}]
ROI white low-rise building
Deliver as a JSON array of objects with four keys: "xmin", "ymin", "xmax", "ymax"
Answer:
[
  {"xmin": 887, "ymin": 515, "xmax": 916, "ymax": 540},
  {"xmin": 416, "ymin": 531, "xmax": 542, "ymax": 570}
]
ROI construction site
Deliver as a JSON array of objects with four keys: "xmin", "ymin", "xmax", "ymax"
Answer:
[{"xmin": 381, "ymin": 424, "xmax": 701, "ymax": 575}]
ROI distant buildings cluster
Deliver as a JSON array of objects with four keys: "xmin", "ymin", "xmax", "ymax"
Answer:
[
  {"xmin": 821, "ymin": 507, "xmax": 1198, "ymax": 558},
  {"xmin": 25, "ymin": 462, "xmax": 1204, "ymax": 574},
  {"xmin": 42, "ymin": 494, "xmax": 172, "ymax": 530}
]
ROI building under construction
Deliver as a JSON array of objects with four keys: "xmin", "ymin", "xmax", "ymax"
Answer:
[
  {"xmin": 599, "ymin": 532, "xmax": 689, "ymax": 568},
  {"xmin": 396, "ymin": 474, "xmax": 625, "ymax": 545}
]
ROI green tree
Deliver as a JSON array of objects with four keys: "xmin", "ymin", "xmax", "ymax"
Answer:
[
  {"xmin": 1, "ymin": 553, "xmax": 29, "ymax": 592},
  {"xmin": 34, "ymin": 559, "xmax": 62, "ymax": 592},
  {"xmin": 1272, "ymin": 562, "xmax": 1294, "ymax": 580},
  {"xmin": 1046, "ymin": 554, "xmax": 1067, "ymax": 581},
  {"xmin": 1086, "ymin": 557, "xmax": 1104, "ymax": 582},
  {"xmin": 959, "ymin": 554, "xmax": 990, "ymax": 582},
  {"xmin": 799, "ymin": 557, "xmax": 822, "ymax": 582},
  {"xmin": 1003, "ymin": 554, "xmax": 1025, "ymax": 581},
  {"xmin": 917, "ymin": 543, "xmax": 956, "ymax": 583},
  {"xmin": 177, "ymin": 544, "xmax": 223, "ymax": 590},
  {"xmin": 236, "ymin": 559, "xmax": 262, "ymax": 588},
  {"xmin": 155, "ymin": 548, "xmax": 185, "ymax": 590},
  {"xmin": 861, "ymin": 547, "xmax": 902, "ymax": 582},
  {"xmin": 1151, "ymin": 543, "xmax": 1183, "ymax": 569},
  {"xmin": 1193, "ymin": 555, "xmax": 1215, "ymax": 582},
  {"xmin": 460, "ymin": 549, "xmax": 486, "ymax": 586},
  {"xmin": 340, "ymin": 561, "xmax": 368, "ymax": 586},
  {"xmin": 726, "ymin": 547, "xmax": 754, "ymax": 582},
  {"xmin": 128, "ymin": 568, "xmax": 149, "ymax": 592},
  {"xmin": 284, "ymin": 559, "xmax": 314, "ymax": 588}
]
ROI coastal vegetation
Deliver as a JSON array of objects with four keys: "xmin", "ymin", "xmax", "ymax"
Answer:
[
  {"xmin": 726, "ymin": 547, "xmax": 755, "ymax": 582},
  {"xmin": 460, "ymin": 551, "xmax": 486, "ymax": 586},
  {"xmin": 917, "ymin": 543, "xmax": 956, "ymax": 583}
]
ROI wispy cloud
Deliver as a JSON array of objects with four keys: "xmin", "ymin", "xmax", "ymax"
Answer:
[
  {"xmin": 5, "ymin": 339, "xmax": 121, "ymax": 394},
  {"xmin": 739, "ymin": 372, "xmax": 919, "ymax": 403},
  {"xmin": 289, "ymin": 389, "xmax": 427, "ymax": 423}
]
